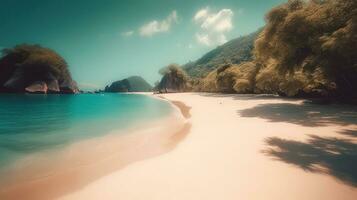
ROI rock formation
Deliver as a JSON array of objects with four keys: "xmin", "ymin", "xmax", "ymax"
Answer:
[{"xmin": 0, "ymin": 44, "xmax": 78, "ymax": 94}]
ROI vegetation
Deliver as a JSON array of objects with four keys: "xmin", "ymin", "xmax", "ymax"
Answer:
[
  {"xmin": 183, "ymin": 29, "xmax": 261, "ymax": 78},
  {"xmin": 105, "ymin": 76, "xmax": 152, "ymax": 92},
  {"xmin": 0, "ymin": 44, "xmax": 78, "ymax": 93},
  {"xmin": 157, "ymin": 64, "xmax": 190, "ymax": 93},
  {"xmin": 158, "ymin": 0, "xmax": 356, "ymax": 102},
  {"xmin": 192, "ymin": 69, "xmax": 218, "ymax": 92},
  {"xmin": 216, "ymin": 62, "xmax": 259, "ymax": 93},
  {"xmin": 254, "ymin": 0, "xmax": 357, "ymax": 98}
]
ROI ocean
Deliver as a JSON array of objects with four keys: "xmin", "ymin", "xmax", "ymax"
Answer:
[{"xmin": 0, "ymin": 93, "xmax": 173, "ymax": 169}]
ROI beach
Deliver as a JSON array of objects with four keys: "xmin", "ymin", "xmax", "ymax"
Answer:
[
  {"xmin": 1, "ymin": 0, "xmax": 356, "ymax": 199},
  {"xmin": 0, "ymin": 94, "xmax": 189, "ymax": 200},
  {"xmin": 57, "ymin": 93, "xmax": 357, "ymax": 200}
]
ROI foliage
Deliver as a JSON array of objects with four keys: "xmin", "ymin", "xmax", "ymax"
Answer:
[
  {"xmin": 157, "ymin": 0, "xmax": 357, "ymax": 100},
  {"xmin": 105, "ymin": 76, "xmax": 152, "ymax": 92},
  {"xmin": 0, "ymin": 44, "xmax": 72, "ymax": 87},
  {"xmin": 215, "ymin": 62, "xmax": 260, "ymax": 93},
  {"xmin": 195, "ymin": 69, "xmax": 219, "ymax": 92},
  {"xmin": 183, "ymin": 30, "xmax": 261, "ymax": 77},
  {"xmin": 157, "ymin": 64, "xmax": 190, "ymax": 92},
  {"xmin": 254, "ymin": 0, "xmax": 357, "ymax": 98}
]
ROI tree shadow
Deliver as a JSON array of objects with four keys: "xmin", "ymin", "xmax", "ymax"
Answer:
[
  {"xmin": 198, "ymin": 93, "xmax": 285, "ymax": 100},
  {"xmin": 339, "ymin": 129, "xmax": 357, "ymax": 138},
  {"xmin": 239, "ymin": 102, "xmax": 357, "ymax": 127},
  {"xmin": 264, "ymin": 135, "xmax": 357, "ymax": 187}
]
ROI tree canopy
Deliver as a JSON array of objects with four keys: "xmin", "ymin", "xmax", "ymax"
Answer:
[
  {"xmin": 254, "ymin": 0, "xmax": 357, "ymax": 98},
  {"xmin": 157, "ymin": 64, "xmax": 190, "ymax": 93},
  {"xmin": 0, "ymin": 44, "xmax": 77, "ymax": 93}
]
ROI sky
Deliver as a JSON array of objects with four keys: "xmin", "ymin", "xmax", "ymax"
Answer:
[{"xmin": 0, "ymin": 0, "xmax": 286, "ymax": 89}]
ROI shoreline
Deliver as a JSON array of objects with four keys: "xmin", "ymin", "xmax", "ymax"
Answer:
[
  {"xmin": 153, "ymin": 94, "xmax": 191, "ymax": 119},
  {"xmin": 60, "ymin": 92, "xmax": 357, "ymax": 200},
  {"xmin": 0, "ymin": 95, "xmax": 190, "ymax": 200}
]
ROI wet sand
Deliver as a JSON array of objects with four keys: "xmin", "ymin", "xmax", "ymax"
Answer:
[{"xmin": 157, "ymin": 95, "xmax": 191, "ymax": 119}]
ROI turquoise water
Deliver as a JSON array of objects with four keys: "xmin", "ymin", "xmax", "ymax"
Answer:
[{"xmin": 0, "ymin": 93, "xmax": 172, "ymax": 168}]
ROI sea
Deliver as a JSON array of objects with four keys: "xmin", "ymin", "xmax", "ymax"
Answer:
[{"xmin": 0, "ymin": 93, "xmax": 173, "ymax": 169}]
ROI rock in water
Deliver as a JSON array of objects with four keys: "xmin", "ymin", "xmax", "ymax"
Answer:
[
  {"xmin": 47, "ymin": 79, "xmax": 60, "ymax": 93},
  {"xmin": 60, "ymin": 79, "xmax": 79, "ymax": 94},
  {"xmin": 44, "ymin": 72, "xmax": 60, "ymax": 93},
  {"xmin": 25, "ymin": 81, "xmax": 48, "ymax": 94}
]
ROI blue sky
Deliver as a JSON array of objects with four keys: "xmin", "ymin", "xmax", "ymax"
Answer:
[{"xmin": 0, "ymin": 0, "xmax": 286, "ymax": 89}]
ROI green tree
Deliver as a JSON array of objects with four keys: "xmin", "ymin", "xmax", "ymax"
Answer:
[{"xmin": 157, "ymin": 64, "xmax": 190, "ymax": 93}]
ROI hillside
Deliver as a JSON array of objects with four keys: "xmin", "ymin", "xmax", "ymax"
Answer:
[
  {"xmin": 187, "ymin": 0, "xmax": 357, "ymax": 101},
  {"xmin": 105, "ymin": 76, "xmax": 152, "ymax": 92},
  {"xmin": 183, "ymin": 29, "xmax": 261, "ymax": 77}
]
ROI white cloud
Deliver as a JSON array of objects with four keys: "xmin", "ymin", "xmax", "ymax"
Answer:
[
  {"xmin": 193, "ymin": 8, "xmax": 234, "ymax": 46},
  {"xmin": 139, "ymin": 11, "xmax": 178, "ymax": 37},
  {"xmin": 121, "ymin": 30, "xmax": 134, "ymax": 37},
  {"xmin": 195, "ymin": 33, "xmax": 211, "ymax": 46},
  {"xmin": 194, "ymin": 8, "xmax": 209, "ymax": 22}
]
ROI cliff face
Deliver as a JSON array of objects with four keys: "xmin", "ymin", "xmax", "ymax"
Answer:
[
  {"xmin": 105, "ymin": 76, "xmax": 152, "ymax": 92},
  {"xmin": 0, "ymin": 44, "xmax": 78, "ymax": 94}
]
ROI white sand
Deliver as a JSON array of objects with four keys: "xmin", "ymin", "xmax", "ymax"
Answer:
[{"xmin": 59, "ymin": 93, "xmax": 357, "ymax": 200}]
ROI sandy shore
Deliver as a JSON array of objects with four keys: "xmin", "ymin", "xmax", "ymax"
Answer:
[{"xmin": 58, "ymin": 93, "xmax": 357, "ymax": 200}]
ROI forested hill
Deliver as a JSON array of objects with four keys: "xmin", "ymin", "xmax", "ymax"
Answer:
[
  {"xmin": 105, "ymin": 76, "xmax": 152, "ymax": 92},
  {"xmin": 158, "ymin": 0, "xmax": 356, "ymax": 102},
  {"xmin": 183, "ymin": 29, "xmax": 261, "ymax": 78}
]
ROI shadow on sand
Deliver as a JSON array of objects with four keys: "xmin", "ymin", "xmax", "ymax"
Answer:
[
  {"xmin": 264, "ymin": 134, "xmax": 357, "ymax": 187},
  {"xmin": 199, "ymin": 93, "xmax": 357, "ymax": 186},
  {"xmin": 339, "ymin": 129, "xmax": 357, "ymax": 138},
  {"xmin": 223, "ymin": 94, "xmax": 357, "ymax": 187},
  {"xmin": 239, "ymin": 101, "xmax": 357, "ymax": 127},
  {"xmin": 198, "ymin": 93, "xmax": 286, "ymax": 101}
]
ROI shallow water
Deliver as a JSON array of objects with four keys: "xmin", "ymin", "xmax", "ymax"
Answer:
[{"xmin": 0, "ymin": 93, "xmax": 172, "ymax": 168}]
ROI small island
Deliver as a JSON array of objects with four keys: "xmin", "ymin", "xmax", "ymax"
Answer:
[
  {"xmin": 104, "ymin": 76, "xmax": 152, "ymax": 92},
  {"xmin": 0, "ymin": 44, "xmax": 78, "ymax": 94}
]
